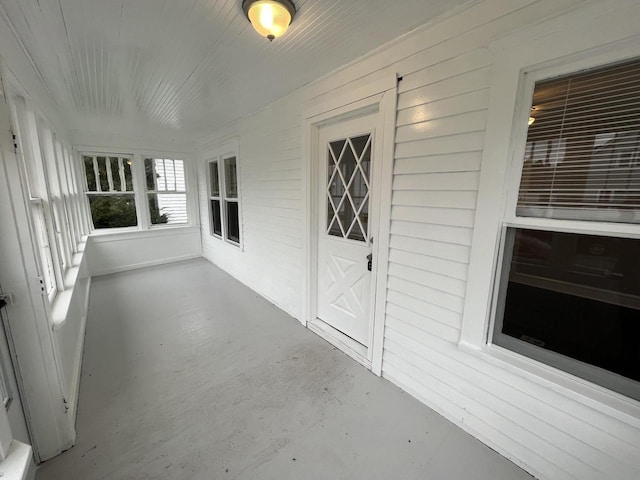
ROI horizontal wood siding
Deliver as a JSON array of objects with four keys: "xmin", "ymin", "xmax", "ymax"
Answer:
[
  {"xmin": 197, "ymin": 1, "xmax": 640, "ymax": 479},
  {"xmin": 381, "ymin": 2, "xmax": 640, "ymax": 480},
  {"xmin": 199, "ymin": 92, "xmax": 304, "ymax": 318}
]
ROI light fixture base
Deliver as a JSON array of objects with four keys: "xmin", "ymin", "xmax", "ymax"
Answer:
[{"xmin": 242, "ymin": 0, "xmax": 296, "ymax": 40}]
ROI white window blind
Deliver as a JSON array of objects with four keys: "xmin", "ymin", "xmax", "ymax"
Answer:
[
  {"xmin": 144, "ymin": 158, "xmax": 188, "ymax": 225},
  {"xmin": 517, "ymin": 58, "xmax": 640, "ymax": 224}
]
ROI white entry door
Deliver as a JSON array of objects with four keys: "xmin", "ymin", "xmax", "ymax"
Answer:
[{"xmin": 317, "ymin": 112, "xmax": 378, "ymax": 346}]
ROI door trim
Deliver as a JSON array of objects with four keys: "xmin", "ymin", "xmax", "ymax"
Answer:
[{"xmin": 302, "ymin": 73, "xmax": 398, "ymax": 375}]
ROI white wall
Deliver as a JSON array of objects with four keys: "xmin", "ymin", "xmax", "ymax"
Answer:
[
  {"xmin": 86, "ymin": 228, "xmax": 201, "ymax": 277},
  {"xmin": 50, "ymin": 244, "xmax": 91, "ymax": 428},
  {"xmin": 197, "ymin": 1, "xmax": 640, "ymax": 479},
  {"xmin": 198, "ymin": 93, "xmax": 305, "ymax": 319}
]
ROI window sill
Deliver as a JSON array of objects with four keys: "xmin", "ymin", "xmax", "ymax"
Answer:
[
  {"xmin": 0, "ymin": 441, "xmax": 34, "ymax": 480},
  {"xmin": 89, "ymin": 225, "xmax": 200, "ymax": 243},
  {"xmin": 458, "ymin": 340, "xmax": 640, "ymax": 425},
  {"xmin": 51, "ymin": 242, "xmax": 87, "ymax": 331}
]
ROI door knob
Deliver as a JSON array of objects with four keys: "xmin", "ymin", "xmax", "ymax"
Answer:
[{"xmin": 366, "ymin": 253, "xmax": 372, "ymax": 272}]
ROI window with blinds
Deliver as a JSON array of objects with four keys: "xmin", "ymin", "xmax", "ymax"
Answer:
[
  {"xmin": 144, "ymin": 158, "xmax": 188, "ymax": 225},
  {"xmin": 517, "ymin": 58, "xmax": 640, "ymax": 223},
  {"xmin": 493, "ymin": 57, "xmax": 640, "ymax": 402}
]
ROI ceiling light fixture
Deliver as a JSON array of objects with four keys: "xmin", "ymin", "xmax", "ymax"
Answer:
[
  {"xmin": 242, "ymin": 0, "xmax": 296, "ymax": 42},
  {"xmin": 528, "ymin": 116, "xmax": 536, "ymax": 126}
]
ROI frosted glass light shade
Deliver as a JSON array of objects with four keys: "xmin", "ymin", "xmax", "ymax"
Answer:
[{"xmin": 243, "ymin": 0, "xmax": 296, "ymax": 41}]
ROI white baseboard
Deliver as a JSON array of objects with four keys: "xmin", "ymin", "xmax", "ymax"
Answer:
[
  {"xmin": 91, "ymin": 254, "xmax": 202, "ymax": 277},
  {"xmin": 200, "ymin": 254, "xmax": 301, "ymax": 321}
]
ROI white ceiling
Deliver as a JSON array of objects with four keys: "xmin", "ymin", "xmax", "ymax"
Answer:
[{"xmin": 0, "ymin": 0, "xmax": 468, "ymax": 143}]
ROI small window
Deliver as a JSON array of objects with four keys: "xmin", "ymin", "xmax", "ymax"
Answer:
[
  {"xmin": 144, "ymin": 158, "xmax": 188, "ymax": 225},
  {"xmin": 493, "ymin": 57, "xmax": 640, "ymax": 401},
  {"xmin": 208, "ymin": 161, "xmax": 222, "ymax": 236},
  {"xmin": 208, "ymin": 154, "xmax": 241, "ymax": 245},
  {"xmin": 83, "ymin": 155, "xmax": 137, "ymax": 229},
  {"xmin": 224, "ymin": 156, "xmax": 240, "ymax": 244}
]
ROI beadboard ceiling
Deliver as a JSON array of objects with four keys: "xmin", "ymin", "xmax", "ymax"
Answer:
[{"xmin": 0, "ymin": 0, "xmax": 468, "ymax": 144}]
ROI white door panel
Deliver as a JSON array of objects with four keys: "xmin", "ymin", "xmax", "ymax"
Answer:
[{"xmin": 317, "ymin": 113, "xmax": 377, "ymax": 346}]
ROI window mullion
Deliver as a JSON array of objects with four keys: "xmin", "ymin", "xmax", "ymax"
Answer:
[
  {"xmin": 132, "ymin": 153, "xmax": 148, "ymax": 229},
  {"xmin": 219, "ymin": 159, "xmax": 227, "ymax": 241}
]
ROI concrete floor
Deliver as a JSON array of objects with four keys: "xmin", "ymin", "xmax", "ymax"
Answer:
[{"xmin": 36, "ymin": 259, "xmax": 532, "ymax": 480}]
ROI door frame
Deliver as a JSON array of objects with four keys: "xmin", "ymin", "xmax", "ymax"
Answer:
[{"xmin": 302, "ymin": 73, "xmax": 398, "ymax": 375}]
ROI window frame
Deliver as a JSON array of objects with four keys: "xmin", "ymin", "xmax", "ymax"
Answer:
[
  {"xmin": 460, "ymin": 37, "xmax": 640, "ymax": 415},
  {"xmin": 206, "ymin": 146, "xmax": 243, "ymax": 248},
  {"xmin": 207, "ymin": 159, "xmax": 223, "ymax": 239},
  {"xmin": 81, "ymin": 153, "xmax": 141, "ymax": 232},
  {"xmin": 79, "ymin": 150, "xmax": 197, "ymax": 233},
  {"xmin": 144, "ymin": 157, "xmax": 190, "ymax": 227}
]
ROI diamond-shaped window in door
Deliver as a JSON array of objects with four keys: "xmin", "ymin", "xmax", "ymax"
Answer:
[{"xmin": 326, "ymin": 133, "xmax": 372, "ymax": 242}]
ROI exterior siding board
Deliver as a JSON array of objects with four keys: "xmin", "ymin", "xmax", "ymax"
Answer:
[{"xmin": 197, "ymin": 1, "xmax": 640, "ymax": 478}]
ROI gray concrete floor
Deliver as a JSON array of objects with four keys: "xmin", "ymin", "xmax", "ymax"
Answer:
[{"xmin": 36, "ymin": 259, "xmax": 532, "ymax": 480}]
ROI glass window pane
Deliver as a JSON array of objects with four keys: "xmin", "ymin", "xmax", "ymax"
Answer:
[
  {"xmin": 495, "ymin": 228, "xmax": 640, "ymax": 400},
  {"xmin": 149, "ymin": 193, "xmax": 187, "ymax": 225},
  {"xmin": 124, "ymin": 159, "xmax": 134, "ymax": 191},
  {"xmin": 163, "ymin": 159, "xmax": 176, "ymax": 191},
  {"xmin": 211, "ymin": 199, "xmax": 222, "ymax": 236},
  {"xmin": 83, "ymin": 156, "xmax": 96, "ymax": 191},
  {"xmin": 145, "ymin": 158, "xmax": 156, "ymax": 191},
  {"xmin": 224, "ymin": 157, "xmax": 238, "ymax": 198},
  {"xmin": 226, "ymin": 201, "xmax": 240, "ymax": 243},
  {"xmin": 96, "ymin": 156, "xmax": 109, "ymax": 192},
  {"xmin": 174, "ymin": 160, "xmax": 186, "ymax": 191},
  {"xmin": 210, "ymin": 161, "xmax": 220, "ymax": 197},
  {"xmin": 518, "ymin": 58, "xmax": 640, "ymax": 224},
  {"xmin": 326, "ymin": 135, "xmax": 371, "ymax": 242},
  {"xmin": 88, "ymin": 194, "xmax": 137, "ymax": 229}
]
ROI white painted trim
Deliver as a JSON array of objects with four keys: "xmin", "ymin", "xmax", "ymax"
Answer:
[
  {"xmin": 303, "ymin": 71, "xmax": 397, "ymax": 374},
  {"xmin": 78, "ymin": 149, "xmax": 199, "ymax": 231},
  {"xmin": 0, "ymin": 441, "xmax": 35, "ymax": 480},
  {"xmin": 89, "ymin": 253, "xmax": 202, "ymax": 278},
  {"xmin": 307, "ymin": 319, "xmax": 371, "ymax": 370},
  {"xmin": 201, "ymin": 139, "xmax": 244, "ymax": 251},
  {"xmin": 66, "ymin": 276, "xmax": 90, "ymax": 425},
  {"xmin": 89, "ymin": 225, "xmax": 201, "ymax": 243},
  {"xmin": 0, "ymin": 94, "xmax": 71, "ymax": 462},
  {"xmin": 74, "ymin": 146, "xmax": 192, "ymax": 158},
  {"xmin": 370, "ymin": 87, "xmax": 398, "ymax": 377}
]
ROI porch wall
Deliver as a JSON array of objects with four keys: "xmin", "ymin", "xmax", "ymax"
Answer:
[{"xmin": 198, "ymin": 1, "xmax": 640, "ymax": 479}]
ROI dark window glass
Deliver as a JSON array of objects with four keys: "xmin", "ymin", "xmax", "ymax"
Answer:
[
  {"xmin": 224, "ymin": 157, "xmax": 238, "ymax": 198},
  {"xmin": 210, "ymin": 161, "xmax": 220, "ymax": 197},
  {"xmin": 83, "ymin": 156, "xmax": 96, "ymax": 191},
  {"xmin": 210, "ymin": 200, "xmax": 222, "ymax": 236},
  {"xmin": 145, "ymin": 158, "xmax": 156, "ymax": 191},
  {"xmin": 88, "ymin": 195, "xmax": 137, "ymax": 229},
  {"xmin": 495, "ymin": 228, "xmax": 640, "ymax": 400},
  {"xmin": 96, "ymin": 156, "xmax": 110, "ymax": 192},
  {"xmin": 326, "ymin": 134, "xmax": 372, "ymax": 242},
  {"xmin": 226, "ymin": 201, "xmax": 240, "ymax": 243}
]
